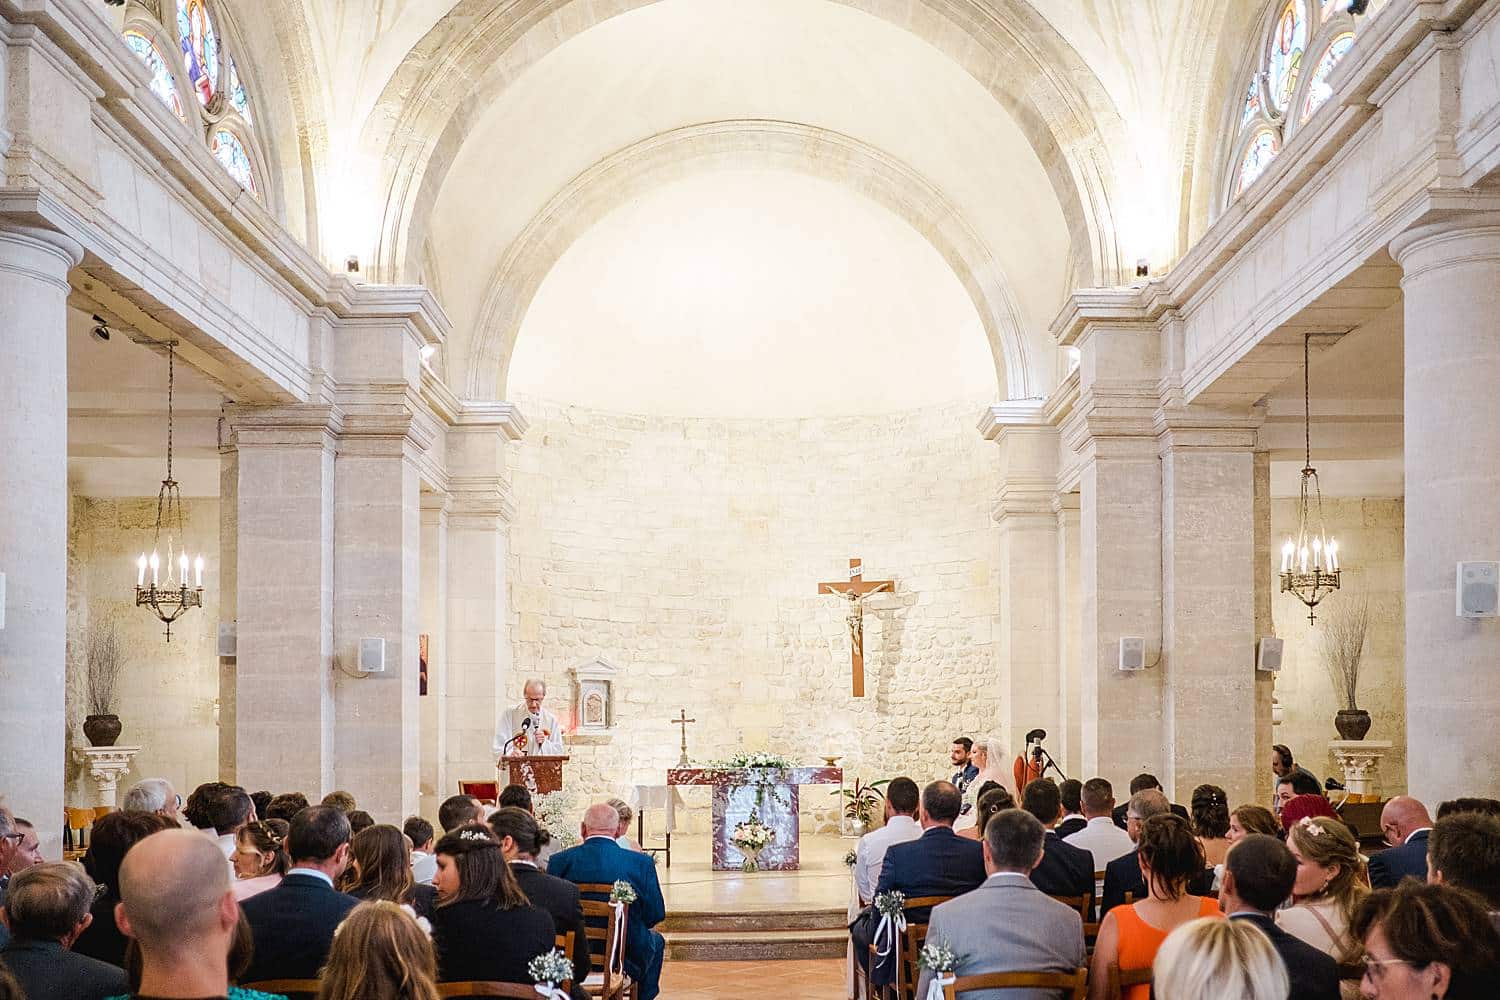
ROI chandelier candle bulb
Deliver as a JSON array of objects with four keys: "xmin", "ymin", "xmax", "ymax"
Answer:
[
  {"xmin": 137, "ymin": 555, "xmax": 147, "ymax": 587},
  {"xmin": 1281, "ymin": 541, "xmax": 1294, "ymax": 573},
  {"xmin": 178, "ymin": 552, "xmax": 189, "ymax": 584},
  {"xmin": 149, "ymin": 552, "xmax": 159, "ymax": 586}
]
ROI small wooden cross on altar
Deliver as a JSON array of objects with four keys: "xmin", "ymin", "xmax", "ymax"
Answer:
[
  {"xmin": 671, "ymin": 709, "xmax": 696, "ymax": 767},
  {"xmin": 818, "ymin": 558, "xmax": 894, "ymax": 698}
]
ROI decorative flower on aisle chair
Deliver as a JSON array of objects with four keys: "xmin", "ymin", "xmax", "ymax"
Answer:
[
  {"xmin": 871, "ymin": 889, "xmax": 907, "ymax": 957},
  {"xmin": 609, "ymin": 880, "xmax": 638, "ymax": 904},
  {"xmin": 844, "ymin": 848, "xmax": 858, "ymax": 867},
  {"xmin": 917, "ymin": 939, "xmax": 963, "ymax": 1000},
  {"xmin": 528, "ymin": 947, "xmax": 574, "ymax": 1000},
  {"xmin": 730, "ymin": 810, "xmax": 777, "ymax": 872}
]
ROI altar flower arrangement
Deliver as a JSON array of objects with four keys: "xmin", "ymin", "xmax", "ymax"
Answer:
[
  {"xmin": 535, "ymin": 788, "xmax": 580, "ymax": 849},
  {"xmin": 528, "ymin": 947, "xmax": 574, "ymax": 999},
  {"xmin": 609, "ymin": 880, "xmax": 638, "ymax": 905},
  {"xmin": 730, "ymin": 810, "xmax": 777, "ymax": 871},
  {"xmin": 917, "ymin": 939, "xmax": 963, "ymax": 1000},
  {"xmin": 707, "ymin": 751, "xmax": 798, "ymax": 770}
]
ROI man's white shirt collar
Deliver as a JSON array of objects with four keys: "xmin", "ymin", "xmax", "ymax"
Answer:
[
  {"xmin": 287, "ymin": 867, "xmax": 335, "ymax": 887},
  {"xmin": 986, "ymin": 871, "xmax": 1032, "ymax": 883},
  {"xmin": 1086, "ymin": 816, "xmax": 1116, "ymax": 828},
  {"xmin": 1407, "ymin": 827, "xmax": 1433, "ymax": 844}
]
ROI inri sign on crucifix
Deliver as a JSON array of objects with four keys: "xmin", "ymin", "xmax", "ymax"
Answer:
[{"xmin": 818, "ymin": 558, "xmax": 893, "ymax": 698}]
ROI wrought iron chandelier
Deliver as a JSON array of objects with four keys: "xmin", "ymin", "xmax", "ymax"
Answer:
[
  {"xmin": 134, "ymin": 342, "xmax": 205, "ymax": 641},
  {"xmin": 1279, "ymin": 334, "xmax": 1340, "ymax": 623}
]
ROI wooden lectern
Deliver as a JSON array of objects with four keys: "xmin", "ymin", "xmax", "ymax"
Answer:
[{"xmin": 499, "ymin": 754, "xmax": 569, "ymax": 795}]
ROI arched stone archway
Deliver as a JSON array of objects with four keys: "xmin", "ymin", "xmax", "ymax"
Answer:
[{"xmin": 464, "ymin": 119, "xmax": 1035, "ymax": 402}]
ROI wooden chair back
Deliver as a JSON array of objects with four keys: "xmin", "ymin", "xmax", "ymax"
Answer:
[
  {"xmin": 440, "ymin": 983, "xmax": 573, "ymax": 998},
  {"xmin": 556, "ymin": 929, "xmax": 575, "ymax": 957},
  {"xmin": 65, "ymin": 806, "xmax": 96, "ymax": 848},
  {"xmin": 943, "ymin": 968, "xmax": 1089, "ymax": 1000},
  {"xmin": 886, "ymin": 896, "xmax": 952, "ymax": 1000},
  {"xmin": 242, "ymin": 980, "xmax": 319, "ymax": 1000},
  {"xmin": 1107, "ymin": 964, "xmax": 1152, "ymax": 1000},
  {"xmin": 579, "ymin": 894, "xmax": 630, "ymax": 998}
]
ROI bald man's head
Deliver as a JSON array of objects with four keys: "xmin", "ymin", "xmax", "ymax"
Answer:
[
  {"xmin": 1382, "ymin": 795, "xmax": 1434, "ymax": 843},
  {"xmin": 582, "ymin": 803, "xmax": 621, "ymax": 837},
  {"xmin": 117, "ymin": 828, "xmax": 235, "ymax": 949}
]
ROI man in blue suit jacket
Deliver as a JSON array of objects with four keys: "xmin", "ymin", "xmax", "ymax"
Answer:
[
  {"xmin": 240, "ymin": 805, "xmax": 359, "ymax": 983},
  {"xmin": 548, "ymin": 803, "xmax": 666, "ymax": 1000},
  {"xmin": 850, "ymin": 781, "xmax": 985, "ymax": 985},
  {"xmin": 1368, "ymin": 796, "xmax": 1435, "ymax": 889}
]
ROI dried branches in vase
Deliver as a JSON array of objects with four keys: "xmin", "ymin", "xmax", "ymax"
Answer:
[
  {"xmin": 83, "ymin": 616, "xmax": 127, "ymax": 747},
  {"xmin": 1320, "ymin": 594, "xmax": 1370, "ymax": 740}
]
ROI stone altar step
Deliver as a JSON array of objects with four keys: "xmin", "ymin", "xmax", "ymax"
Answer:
[{"xmin": 662, "ymin": 906, "xmax": 849, "ymax": 961}]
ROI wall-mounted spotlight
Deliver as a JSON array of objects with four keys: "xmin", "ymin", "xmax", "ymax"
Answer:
[
  {"xmin": 91, "ymin": 315, "xmax": 112, "ymax": 342},
  {"xmin": 345, "ymin": 255, "xmax": 361, "ymax": 274},
  {"xmin": 1135, "ymin": 259, "xmax": 1150, "ymax": 278}
]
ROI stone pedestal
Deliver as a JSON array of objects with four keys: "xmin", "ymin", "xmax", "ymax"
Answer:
[
  {"xmin": 1329, "ymin": 740, "xmax": 1394, "ymax": 802},
  {"xmin": 73, "ymin": 745, "xmax": 143, "ymax": 808}
]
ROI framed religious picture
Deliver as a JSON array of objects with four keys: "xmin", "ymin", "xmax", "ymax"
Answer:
[{"xmin": 419, "ymin": 633, "xmax": 429, "ymax": 696}]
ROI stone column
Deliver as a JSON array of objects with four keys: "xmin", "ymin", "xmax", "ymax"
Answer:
[
  {"xmin": 72, "ymin": 746, "xmax": 143, "ymax": 808},
  {"xmin": 1391, "ymin": 216, "xmax": 1500, "ymax": 803},
  {"xmin": 419, "ymin": 493, "xmax": 449, "ymax": 821},
  {"xmin": 223, "ymin": 406, "xmax": 337, "ymax": 798},
  {"xmin": 1054, "ymin": 493, "xmax": 1083, "ymax": 777},
  {"xmin": 445, "ymin": 406, "xmax": 527, "ymax": 787},
  {"xmin": 1252, "ymin": 449, "xmax": 1276, "ymax": 803},
  {"xmin": 0, "ymin": 225, "xmax": 82, "ymax": 856},
  {"xmin": 981, "ymin": 405, "xmax": 1060, "ymax": 755},
  {"xmin": 1157, "ymin": 415, "xmax": 1260, "ymax": 807}
]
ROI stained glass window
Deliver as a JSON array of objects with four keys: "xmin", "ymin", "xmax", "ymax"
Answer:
[
  {"xmin": 1300, "ymin": 33, "xmax": 1355, "ymax": 123},
  {"xmin": 1267, "ymin": 0, "xmax": 1307, "ymax": 113},
  {"xmin": 177, "ymin": 0, "xmax": 220, "ymax": 107},
  {"xmin": 123, "ymin": 30, "xmax": 185, "ymax": 122},
  {"xmin": 227, "ymin": 56, "xmax": 252, "ymax": 125},
  {"xmin": 1321, "ymin": 0, "xmax": 1342, "ymax": 19},
  {"xmin": 1240, "ymin": 78, "xmax": 1262, "ymax": 129},
  {"xmin": 211, "ymin": 129, "xmax": 257, "ymax": 194},
  {"xmin": 1236, "ymin": 130, "xmax": 1281, "ymax": 194}
]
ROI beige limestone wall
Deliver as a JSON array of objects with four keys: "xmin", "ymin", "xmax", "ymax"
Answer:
[
  {"xmin": 1270, "ymin": 497, "xmax": 1406, "ymax": 797},
  {"xmin": 65, "ymin": 498, "xmax": 221, "ymax": 807},
  {"xmin": 505, "ymin": 396, "xmax": 1002, "ymax": 833}
]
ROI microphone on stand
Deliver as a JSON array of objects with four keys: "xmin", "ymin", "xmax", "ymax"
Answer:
[{"xmin": 519, "ymin": 716, "xmax": 533, "ymax": 756}]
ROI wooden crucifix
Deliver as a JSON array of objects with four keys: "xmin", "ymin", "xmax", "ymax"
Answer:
[
  {"xmin": 818, "ymin": 558, "xmax": 894, "ymax": 698},
  {"xmin": 671, "ymin": 709, "xmax": 696, "ymax": 767}
]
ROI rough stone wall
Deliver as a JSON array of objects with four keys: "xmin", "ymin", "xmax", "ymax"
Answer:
[
  {"xmin": 65, "ymin": 497, "xmax": 221, "ymax": 807},
  {"xmin": 1270, "ymin": 497, "xmax": 1406, "ymax": 796},
  {"xmin": 505, "ymin": 396, "xmax": 1002, "ymax": 833}
]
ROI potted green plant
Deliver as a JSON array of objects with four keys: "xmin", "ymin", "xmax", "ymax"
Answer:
[
  {"xmin": 82, "ymin": 616, "xmax": 126, "ymax": 747},
  {"xmin": 833, "ymin": 777, "xmax": 890, "ymax": 836},
  {"xmin": 1321, "ymin": 595, "xmax": 1371, "ymax": 740}
]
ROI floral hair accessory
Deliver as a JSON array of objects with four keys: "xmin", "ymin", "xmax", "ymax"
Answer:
[
  {"xmin": 1297, "ymin": 816, "xmax": 1327, "ymax": 836},
  {"xmin": 460, "ymin": 828, "xmax": 493, "ymax": 843}
]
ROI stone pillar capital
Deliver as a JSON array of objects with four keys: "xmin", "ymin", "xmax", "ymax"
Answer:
[
  {"xmin": 72, "ymin": 745, "xmax": 143, "ymax": 807},
  {"xmin": 223, "ymin": 404, "xmax": 340, "ymax": 448},
  {"xmin": 1153, "ymin": 405, "xmax": 1263, "ymax": 454},
  {"xmin": 0, "ymin": 224, "xmax": 83, "ymax": 290},
  {"xmin": 1390, "ymin": 213, "xmax": 1500, "ymax": 278},
  {"xmin": 448, "ymin": 475, "xmax": 516, "ymax": 527}
]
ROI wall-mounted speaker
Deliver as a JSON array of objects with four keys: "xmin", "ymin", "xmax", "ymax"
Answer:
[
  {"xmin": 1256, "ymin": 636, "xmax": 1284, "ymax": 672},
  {"xmin": 358, "ymin": 637, "xmax": 387, "ymax": 673},
  {"xmin": 1457, "ymin": 562, "xmax": 1500, "ymax": 618},
  {"xmin": 217, "ymin": 621, "xmax": 237, "ymax": 657},
  {"xmin": 1118, "ymin": 636, "xmax": 1146, "ymax": 671}
]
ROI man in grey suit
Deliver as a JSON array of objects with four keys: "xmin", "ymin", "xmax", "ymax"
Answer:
[{"xmin": 915, "ymin": 809, "xmax": 1086, "ymax": 1000}]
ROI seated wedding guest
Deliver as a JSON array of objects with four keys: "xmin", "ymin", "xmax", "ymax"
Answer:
[
  {"xmin": 497, "ymin": 785, "xmax": 559, "ymax": 869},
  {"xmin": 231, "ymin": 819, "xmax": 290, "ymax": 902},
  {"xmin": 1190, "ymin": 785, "xmax": 1232, "ymax": 869},
  {"xmin": 1101, "ymin": 789, "xmax": 1172, "ymax": 915},
  {"xmin": 121, "ymin": 779, "xmax": 181, "ymax": 824},
  {"xmin": 0, "ymin": 863, "xmax": 128, "ymax": 1000},
  {"xmin": 1089, "ymin": 813, "xmax": 1219, "ymax": 1000},
  {"xmin": 239, "ymin": 805, "xmax": 358, "ymax": 982},
  {"xmin": 1221, "ymin": 834, "xmax": 1340, "ymax": 999},
  {"xmin": 607, "ymin": 798, "xmax": 643, "ymax": 852},
  {"xmin": 490, "ymin": 807, "xmax": 591, "ymax": 998},
  {"xmin": 1057, "ymin": 779, "xmax": 1087, "ymax": 838},
  {"xmin": 119, "ymin": 907, "xmax": 260, "ymax": 995},
  {"xmin": 1278, "ymin": 815, "xmax": 1367, "ymax": 964},
  {"xmin": 853, "ymin": 777, "xmax": 922, "ymax": 899},
  {"xmin": 347, "ymin": 810, "xmax": 376, "ymax": 837},
  {"xmin": 1435, "ymin": 797, "xmax": 1500, "ymax": 820},
  {"xmin": 429, "ymin": 825, "xmax": 556, "ymax": 986},
  {"xmin": 317, "ymin": 900, "xmax": 441, "ymax": 1000},
  {"xmin": 914, "ymin": 809, "xmax": 1085, "ymax": 1000},
  {"xmin": 405, "ymin": 816, "xmax": 438, "ymax": 885},
  {"xmin": 1351, "ymin": 881, "xmax": 1500, "ymax": 1000},
  {"xmin": 1275, "ymin": 771, "xmax": 1324, "ymax": 816},
  {"xmin": 264, "ymin": 792, "xmax": 309, "ymax": 823},
  {"xmin": 1112, "ymin": 774, "xmax": 1189, "ymax": 829},
  {"xmin": 115, "ymin": 828, "xmax": 273, "ymax": 1000},
  {"xmin": 1154, "ymin": 917, "xmax": 1288, "ymax": 1000},
  {"xmin": 249, "ymin": 791, "xmax": 272, "ymax": 822},
  {"xmin": 339, "ymin": 823, "xmax": 437, "ymax": 918},
  {"xmin": 74, "ymin": 811, "xmax": 177, "ymax": 966},
  {"xmin": 321, "ymin": 790, "xmax": 358, "ymax": 814},
  {"xmin": 957, "ymin": 786, "xmax": 1014, "ymax": 842},
  {"xmin": 438, "ymin": 794, "xmax": 485, "ymax": 833},
  {"xmin": 1272, "ymin": 743, "xmax": 1320, "ymax": 792},
  {"xmin": 181, "ymin": 781, "xmax": 231, "ymax": 831},
  {"xmin": 1021, "ymin": 778, "xmax": 1095, "ymax": 901},
  {"xmin": 852, "ymin": 781, "xmax": 984, "ymax": 985},
  {"xmin": 208, "ymin": 786, "xmax": 255, "ymax": 865},
  {"xmin": 1227, "ymin": 805, "xmax": 1281, "ymax": 843},
  {"xmin": 1369, "ymin": 796, "xmax": 1434, "ymax": 889},
  {"xmin": 1065, "ymin": 778, "xmax": 1134, "ymax": 873},
  {"xmin": 549, "ymin": 805, "xmax": 668, "ymax": 1000},
  {"xmin": 1426, "ymin": 811, "xmax": 1500, "ymax": 917}
]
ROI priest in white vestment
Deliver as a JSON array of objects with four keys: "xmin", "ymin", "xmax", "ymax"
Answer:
[{"xmin": 494, "ymin": 678, "xmax": 566, "ymax": 756}]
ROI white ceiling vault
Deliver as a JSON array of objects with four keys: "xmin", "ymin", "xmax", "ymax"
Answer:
[{"xmin": 221, "ymin": 0, "xmax": 1255, "ymax": 416}]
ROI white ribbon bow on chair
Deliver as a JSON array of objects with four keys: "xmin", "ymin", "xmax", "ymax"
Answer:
[
  {"xmin": 608, "ymin": 899, "xmax": 628, "ymax": 974},
  {"xmin": 924, "ymin": 972, "xmax": 956, "ymax": 1000},
  {"xmin": 533, "ymin": 985, "xmax": 570, "ymax": 1000},
  {"xmin": 872, "ymin": 910, "xmax": 907, "ymax": 958}
]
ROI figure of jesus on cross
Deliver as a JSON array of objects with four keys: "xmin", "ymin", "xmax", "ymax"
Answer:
[{"xmin": 818, "ymin": 558, "xmax": 894, "ymax": 698}]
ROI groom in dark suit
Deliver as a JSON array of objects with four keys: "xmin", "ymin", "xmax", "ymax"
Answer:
[
  {"xmin": 548, "ymin": 803, "xmax": 667, "ymax": 1000},
  {"xmin": 1222, "ymin": 835, "xmax": 1340, "ymax": 1000}
]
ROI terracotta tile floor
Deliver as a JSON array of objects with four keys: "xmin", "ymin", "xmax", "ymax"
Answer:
[{"xmin": 660, "ymin": 958, "xmax": 847, "ymax": 999}]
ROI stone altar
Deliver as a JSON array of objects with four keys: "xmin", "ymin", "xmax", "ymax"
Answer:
[{"xmin": 667, "ymin": 766, "xmax": 842, "ymax": 871}]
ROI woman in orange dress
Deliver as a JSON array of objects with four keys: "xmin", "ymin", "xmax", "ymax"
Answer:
[{"xmin": 1089, "ymin": 813, "xmax": 1223, "ymax": 1000}]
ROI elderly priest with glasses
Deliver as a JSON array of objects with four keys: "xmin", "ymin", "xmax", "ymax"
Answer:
[{"xmin": 495, "ymin": 678, "xmax": 566, "ymax": 756}]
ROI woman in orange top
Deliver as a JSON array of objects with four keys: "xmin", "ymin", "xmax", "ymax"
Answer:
[{"xmin": 1089, "ymin": 813, "xmax": 1223, "ymax": 1000}]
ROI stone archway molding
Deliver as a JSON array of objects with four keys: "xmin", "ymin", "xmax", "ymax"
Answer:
[{"xmin": 465, "ymin": 119, "xmax": 1034, "ymax": 402}]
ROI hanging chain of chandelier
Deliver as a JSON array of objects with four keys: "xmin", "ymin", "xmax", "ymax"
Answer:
[
  {"xmin": 134, "ymin": 342, "xmax": 206, "ymax": 641},
  {"xmin": 1278, "ymin": 333, "xmax": 1341, "ymax": 624}
]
